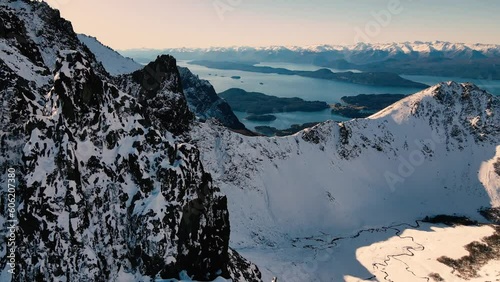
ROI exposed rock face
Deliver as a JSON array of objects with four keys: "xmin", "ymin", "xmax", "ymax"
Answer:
[
  {"xmin": 178, "ymin": 67, "xmax": 246, "ymax": 130},
  {"xmin": 19, "ymin": 49, "xmax": 231, "ymax": 281},
  {"xmin": 114, "ymin": 55, "xmax": 194, "ymax": 135},
  {"xmin": 0, "ymin": 1, "xmax": 260, "ymax": 281}
]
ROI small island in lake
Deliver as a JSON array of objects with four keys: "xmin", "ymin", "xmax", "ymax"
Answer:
[
  {"xmin": 231, "ymin": 75, "xmax": 241, "ymax": 79},
  {"xmin": 255, "ymin": 122, "xmax": 321, "ymax": 136},
  {"xmin": 219, "ymin": 88, "xmax": 329, "ymax": 114},
  {"xmin": 245, "ymin": 114, "xmax": 277, "ymax": 121},
  {"xmin": 331, "ymin": 93, "xmax": 407, "ymax": 118},
  {"xmin": 190, "ymin": 60, "xmax": 429, "ymax": 88}
]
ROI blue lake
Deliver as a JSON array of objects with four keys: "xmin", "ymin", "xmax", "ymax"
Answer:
[{"xmin": 177, "ymin": 60, "xmax": 500, "ymax": 130}]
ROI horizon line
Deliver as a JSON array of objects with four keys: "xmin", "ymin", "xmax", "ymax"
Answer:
[{"xmin": 112, "ymin": 40, "xmax": 500, "ymax": 52}]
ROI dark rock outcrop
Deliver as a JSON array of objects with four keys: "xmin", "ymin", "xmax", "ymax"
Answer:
[
  {"xmin": 0, "ymin": 1, "xmax": 260, "ymax": 281},
  {"xmin": 178, "ymin": 66, "xmax": 246, "ymax": 130}
]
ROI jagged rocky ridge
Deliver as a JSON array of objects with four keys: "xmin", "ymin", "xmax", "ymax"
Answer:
[
  {"xmin": 113, "ymin": 54, "xmax": 194, "ymax": 135},
  {"xmin": 76, "ymin": 33, "xmax": 247, "ymax": 131},
  {"xmin": 0, "ymin": 1, "xmax": 260, "ymax": 281}
]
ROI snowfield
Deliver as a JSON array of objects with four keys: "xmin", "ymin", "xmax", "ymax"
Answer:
[
  {"xmin": 191, "ymin": 82, "xmax": 500, "ymax": 281},
  {"xmin": 77, "ymin": 34, "xmax": 142, "ymax": 75},
  {"xmin": 355, "ymin": 224, "xmax": 499, "ymax": 282}
]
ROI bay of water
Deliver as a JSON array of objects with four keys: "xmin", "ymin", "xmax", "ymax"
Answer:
[
  {"xmin": 178, "ymin": 60, "xmax": 500, "ymax": 130},
  {"xmin": 178, "ymin": 60, "xmax": 424, "ymax": 104}
]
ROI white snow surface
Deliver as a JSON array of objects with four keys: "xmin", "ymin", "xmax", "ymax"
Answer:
[
  {"xmin": 354, "ymin": 224, "xmax": 498, "ymax": 282},
  {"xmin": 191, "ymin": 81, "xmax": 500, "ymax": 281},
  {"xmin": 77, "ymin": 34, "xmax": 142, "ymax": 75}
]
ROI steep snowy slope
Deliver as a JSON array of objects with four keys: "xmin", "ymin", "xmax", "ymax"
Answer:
[
  {"xmin": 77, "ymin": 34, "xmax": 142, "ymax": 75},
  {"xmin": 0, "ymin": 1, "xmax": 260, "ymax": 281},
  {"xmin": 192, "ymin": 81, "xmax": 500, "ymax": 280}
]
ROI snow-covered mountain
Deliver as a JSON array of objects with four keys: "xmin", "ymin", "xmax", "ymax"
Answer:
[
  {"xmin": 0, "ymin": 1, "xmax": 260, "ymax": 281},
  {"xmin": 77, "ymin": 34, "xmax": 142, "ymax": 75},
  {"xmin": 178, "ymin": 41, "xmax": 499, "ymax": 56},
  {"xmin": 191, "ymin": 81, "xmax": 500, "ymax": 281},
  {"xmin": 78, "ymin": 33, "xmax": 247, "ymax": 131}
]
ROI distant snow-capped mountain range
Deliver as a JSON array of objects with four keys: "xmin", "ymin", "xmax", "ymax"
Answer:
[
  {"xmin": 120, "ymin": 41, "xmax": 500, "ymax": 80},
  {"xmin": 121, "ymin": 41, "xmax": 500, "ymax": 61},
  {"xmin": 134, "ymin": 41, "xmax": 500, "ymax": 55}
]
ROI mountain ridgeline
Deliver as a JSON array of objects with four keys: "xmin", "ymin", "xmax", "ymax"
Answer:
[
  {"xmin": 0, "ymin": 1, "xmax": 260, "ymax": 281},
  {"xmin": 121, "ymin": 42, "xmax": 500, "ymax": 80},
  {"xmin": 76, "ymin": 33, "xmax": 247, "ymax": 132}
]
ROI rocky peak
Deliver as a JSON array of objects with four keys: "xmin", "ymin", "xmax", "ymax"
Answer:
[
  {"xmin": 370, "ymin": 81, "xmax": 500, "ymax": 146},
  {"xmin": 132, "ymin": 55, "xmax": 183, "ymax": 97},
  {"xmin": 75, "ymin": 34, "xmax": 249, "ymax": 132},
  {"xmin": 1, "ymin": 0, "xmax": 108, "ymax": 77},
  {"xmin": 114, "ymin": 55, "xmax": 194, "ymax": 135}
]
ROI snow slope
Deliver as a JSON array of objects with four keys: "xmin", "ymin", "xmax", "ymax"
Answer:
[
  {"xmin": 77, "ymin": 34, "xmax": 142, "ymax": 75},
  {"xmin": 192, "ymin": 81, "xmax": 500, "ymax": 281}
]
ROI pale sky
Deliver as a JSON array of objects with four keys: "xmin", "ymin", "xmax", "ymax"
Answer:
[{"xmin": 44, "ymin": 0, "xmax": 500, "ymax": 50}]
